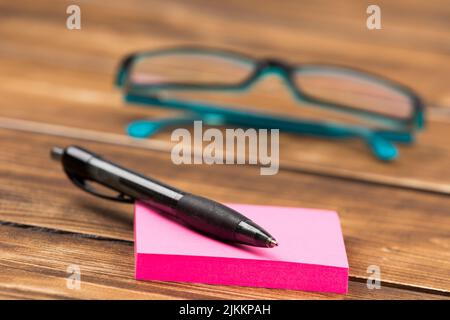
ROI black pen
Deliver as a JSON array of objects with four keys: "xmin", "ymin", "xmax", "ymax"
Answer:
[{"xmin": 51, "ymin": 146, "xmax": 278, "ymax": 248}]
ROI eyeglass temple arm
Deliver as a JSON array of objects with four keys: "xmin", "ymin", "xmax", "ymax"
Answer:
[
  {"xmin": 126, "ymin": 111, "xmax": 410, "ymax": 161},
  {"xmin": 124, "ymin": 93, "xmax": 410, "ymax": 160},
  {"xmin": 126, "ymin": 113, "xmax": 202, "ymax": 138},
  {"xmin": 222, "ymin": 115, "xmax": 406, "ymax": 161}
]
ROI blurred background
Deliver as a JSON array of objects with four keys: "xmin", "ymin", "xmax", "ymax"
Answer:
[
  {"xmin": 0, "ymin": 0, "xmax": 449, "ymax": 300},
  {"xmin": 0, "ymin": 0, "xmax": 449, "ymax": 188},
  {"xmin": 2, "ymin": 0, "xmax": 449, "ymax": 102}
]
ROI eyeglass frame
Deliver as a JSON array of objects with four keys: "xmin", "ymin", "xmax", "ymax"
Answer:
[{"xmin": 115, "ymin": 46, "xmax": 425, "ymax": 161}]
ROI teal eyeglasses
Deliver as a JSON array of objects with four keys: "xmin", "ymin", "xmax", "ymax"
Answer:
[{"xmin": 116, "ymin": 46, "xmax": 425, "ymax": 161}]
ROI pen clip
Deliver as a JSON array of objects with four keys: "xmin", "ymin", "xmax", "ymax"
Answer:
[{"xmin": 65, "ymin": 171, "xmax": 135, "ymax": 204}]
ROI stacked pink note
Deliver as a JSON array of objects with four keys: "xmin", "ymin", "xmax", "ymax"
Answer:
[{"xmin": 134, "ymin": 202, "xmax": 349, "ymax": 293}]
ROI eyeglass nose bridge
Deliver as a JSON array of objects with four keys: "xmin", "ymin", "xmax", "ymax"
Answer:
[
  {"xmin": 255, "ymin": 58, "xmax": 293, "ymax": 76},
  {"xmin": 249, "ymin": 58, "xmax": 298, "ymax": 95}
]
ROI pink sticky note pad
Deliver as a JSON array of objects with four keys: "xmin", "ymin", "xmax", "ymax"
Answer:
[{"xmin": 135, "ymin": 202, "xmax": 349, "ymax": 293}]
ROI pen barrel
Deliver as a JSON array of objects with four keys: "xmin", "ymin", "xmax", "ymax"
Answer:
[
  {"xmin": 55, "ymin": 146, "xmax": 276, "ymax": 248},
  {"xmin": 61, "ymin": 146, "xmax": 99, "ymax": 179},
  {"xmin": 59, "ymin": 146, "xmax": 183, "ymax": 208},
  {"xmin": 175, "ymin": 194, "xmax": 247, "ymax": 241},
  {"xmin": 86, "ymin": 157, "xmax": 183, "ymax": 207},
  {"xmin": 175, "ymin": 194, "xmax": 275, "ymax": 247}
]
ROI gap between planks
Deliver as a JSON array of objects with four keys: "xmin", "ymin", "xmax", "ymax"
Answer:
[{"xmin": 1, "ymin": 219, "xmax": 449, "ymax": 298}]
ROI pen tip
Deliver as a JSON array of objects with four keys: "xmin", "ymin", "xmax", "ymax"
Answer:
[{"xmin": 267, "ymin": 238, "xmax": 278, "ymax": 248}]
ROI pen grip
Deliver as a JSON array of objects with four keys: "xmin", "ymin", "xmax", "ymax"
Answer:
[{"xmin": 176, "ymin": 194, "xmax": 247, "ymax": 241}]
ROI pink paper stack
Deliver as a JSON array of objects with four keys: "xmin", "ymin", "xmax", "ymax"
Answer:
[{"xmin": 134, "ymin": 202, "xmax": 348, "ymax": 293}]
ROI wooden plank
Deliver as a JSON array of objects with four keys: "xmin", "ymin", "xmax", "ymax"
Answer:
[
  {"xmin": 0, "ymin": 0, "xmax": 449, "ymax": 299},
  {"xmin": 0, "ymin": 128, "xmax": 449, "ymax": 294},
  {"xmin": 1, "ymin": 102, "xmax": 450, "ymax": 195},
  {"xmin": 0, "ymin": 224, "xmax": 446, "ymax": 299},
  {"xmin": 1, "ymin": 0, "xmax": 450, "ymax": 193},
  {"xmin": 0, "ymin": 0, "xmax": 449, "ymax": 107}
]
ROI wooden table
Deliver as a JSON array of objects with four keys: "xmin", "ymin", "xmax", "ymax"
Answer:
[{"xmin": 0, "ymin": 0, "xmax": 449, "ymax": 299}]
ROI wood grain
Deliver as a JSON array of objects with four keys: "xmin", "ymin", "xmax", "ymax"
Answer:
[
  {"xmin": 0, "ymin": 0, "xmax": 449, "ymax": 299},
  {"xmin": 0, "ymin": 128, "xmax": 449, "ymax": 296},
  {"xmin": 1, "ymin": 224, "xmax": 447, "ymax": 300},
  {"xmin": 0, "ymin": 0, "xmax": 449, "ymax": 194},
  {"xmin": 1, "ymin": 0, "xmax": 449, "ymax": 108}
]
